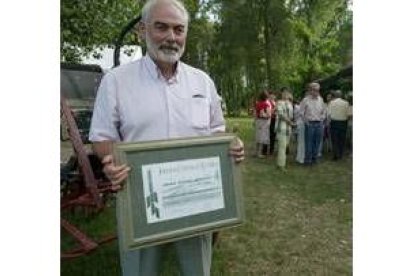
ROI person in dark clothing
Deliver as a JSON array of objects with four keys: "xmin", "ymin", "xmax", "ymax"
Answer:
[{"xmin": 262, "ymin": 91, "xmax": 277, "ymax": 156}]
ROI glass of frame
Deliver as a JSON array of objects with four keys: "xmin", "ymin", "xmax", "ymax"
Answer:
[{"xmin": 114, "ymin": 134, "xmax": 244, "ymax": 251}]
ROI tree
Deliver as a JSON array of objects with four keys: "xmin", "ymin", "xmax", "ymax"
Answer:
[
  {"xmin": 206, "ymin": 0, "xmax": 352, "ymax": 109},
  {"xmin": 61, "ymin": 0, "xmax": 140, "ymax": 63},
  {"xmin": 61, "ymin": 0, "xmax": 352, "ymax": 111},
  {"xmin": 284, "ymin": 0, "xmax": 352, "ymax": 93}
]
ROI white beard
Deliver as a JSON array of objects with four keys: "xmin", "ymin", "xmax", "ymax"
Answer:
[{"xmin": 146, "ymin": 34, "xmax": 185, "ymax": 64}]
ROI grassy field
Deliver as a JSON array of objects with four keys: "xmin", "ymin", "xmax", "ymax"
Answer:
[{"xmin": 61, "ymin": 117, "xmax": 352, "ymax": 275}]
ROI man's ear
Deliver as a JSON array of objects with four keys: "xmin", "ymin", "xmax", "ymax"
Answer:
[{"xmin": 137, "ymin": 21, "xmax": 146, "ymax": 41}]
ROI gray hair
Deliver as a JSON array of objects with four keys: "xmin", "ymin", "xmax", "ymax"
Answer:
[
  {"xmin": 309, "ymin": 82, "xmax": 320, "ymax": 91},
  {"xmin": 333, "ymin": 90, "xmax": 342, "ymax": 98},
  {"xmin": 141, "ymin": 0, "xmax": 189, "ymax": 25}
]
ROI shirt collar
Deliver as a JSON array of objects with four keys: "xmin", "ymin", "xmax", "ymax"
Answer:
[{"xmin": 143, "ymin": 54, "xmax": 181, "ymax": 85}]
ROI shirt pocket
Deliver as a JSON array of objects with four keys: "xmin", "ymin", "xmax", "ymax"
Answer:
[{"xmin": 190, "ymin": 97, "xmax": 210, "ymax": 129}]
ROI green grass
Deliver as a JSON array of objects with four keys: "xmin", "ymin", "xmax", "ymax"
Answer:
[{"xmin": 61, "ymin": 117, "xmax": 352, "ymax": 275}]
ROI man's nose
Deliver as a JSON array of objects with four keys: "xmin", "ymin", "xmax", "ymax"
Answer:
[{"xmin": 165, "ymin": 28, "xmax": 176, "ymax": 42}]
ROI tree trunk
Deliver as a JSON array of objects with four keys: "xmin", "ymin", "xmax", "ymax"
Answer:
[{"xmin": 262, "ymin": 0, "xmax": 273, "ymax": 89}]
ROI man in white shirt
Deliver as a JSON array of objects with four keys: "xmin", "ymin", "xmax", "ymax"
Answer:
[
  {"xmin": 89, "ymin": 0, "xmax": 244, "ymax": 275},
  {"xmin": 327, "ymin": 90, "xmax": 349, "ymax": 160},
  {"xmin": 299, "ymin": 82, "xmax": 326, "ymax": 165}
]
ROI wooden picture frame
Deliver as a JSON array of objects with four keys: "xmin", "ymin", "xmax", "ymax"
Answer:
[{"xmin": 114, "ymin": 134, "xmax": 244, "ymax": 251}]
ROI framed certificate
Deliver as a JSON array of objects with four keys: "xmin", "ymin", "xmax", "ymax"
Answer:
[{"xmin": 114, "ymin": 134, "xmax": 244, "ymax": 251}]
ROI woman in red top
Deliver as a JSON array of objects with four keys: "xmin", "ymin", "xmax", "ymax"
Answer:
[{"xmin": 255, "ymin": 91, "xmax": 271, "ymax": 158}]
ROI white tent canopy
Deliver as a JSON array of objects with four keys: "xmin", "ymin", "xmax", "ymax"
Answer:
[{"xmin": 81, "ymin": 45, "xmax": 142, "ymax": 70}]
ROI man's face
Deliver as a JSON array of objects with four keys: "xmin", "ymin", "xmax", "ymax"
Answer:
[
  {"xmin": 144, "ymin": 3, "xmax": 187, "ymax": 64},
  {"xmin": 327, "ymin": 94, "xmax": 332, "ymax": 102},
  {"xmin": 308, "ymin": 85, "xmax": 319, "ymax": 98}
]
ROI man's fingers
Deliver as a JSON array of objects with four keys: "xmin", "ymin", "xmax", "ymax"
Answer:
[
  {"xmin": 110, "ymin": 184, "xmax": 123, "ymax": 192},
  {"xmin": 232, "ymin": 152, "xmax": 245, "ymax": 163},
  {"xmin": 234, "ymin": 156, "xmax": 245, "ymax": 163},
  {"xmin": 230, "ymin": 146, "xmax": 244, "ymax": 152},
  {"xmin": 231, "ymin": 148, "xmax": 245, "ymax": 163},
  {"xmin": 230, "ymin": 144, "xmax": 244, "ymax": 154},
  {"xmin": 112, "ymin": 167, "xmax": 131, "ymax": 182},
  {"xmin": 111, "ymin": 172, "xmax": 129, "ymax": 186},
  {"xmin": 229, "ymin": 144, "xmax": 245, "ymax": 164},
  {"xmin": 101, "ymin": 154, "xmax": 131, "ymax": 187},
  {"xmin": 102, "ymin": 154, "xmax": 114, "ymax": 165},
  {"xmin": 230, "ymin": 148, "xmax": 244, "ymax": 156},
  {"xmin": 103, "ymin": 163, "xmax": 129, "ymax": 177},
  {"xmin": 107, "ymin": 164, "xmax": 129, "ymax": 174}
]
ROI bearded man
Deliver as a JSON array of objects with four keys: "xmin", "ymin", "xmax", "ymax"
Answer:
[{"xmin": 89, "ymin": 0, "xmax": 244, "ymax": 275}]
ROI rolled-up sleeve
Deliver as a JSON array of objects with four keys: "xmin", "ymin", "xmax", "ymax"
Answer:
[{"xmin": 89, "ymin": 72, "xmax": 122, "ymax": 142}]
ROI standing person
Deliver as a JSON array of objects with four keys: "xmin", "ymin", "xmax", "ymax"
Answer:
[
  {"xmin": 88, "ymin": 1, "xmax": 245, "ymax": 275},
  {"xmin": 347, "ymin": 94, "xmax": 353, "ymax": 157},
  {"xmin": 267, "ymin": 91, "xmax": 277, "ymax": 156},
  {"xmin": 286, "ymin": 91, "xmax": 294, "ymax": 155},
  {"xmin": 293, "ymin": 100, "xmax": 305, "ymax": 164},
  {"xmin": 323, "ymin": 92, "xmax": 334, "ymax": 153},
  {"xmin": 328, "ymin": 90, "xmax": 350, "ymax": 160},
  {"xmin": 318, "ymin": 92, "xmax": 333, "ymax": 157},
  {"xmin": 255, "ymin": 91, "xmax": 271, "ymax": 158},
  {"xmin": 300, "ymin": 82, "xmax": 326, "ymax": 165},
  {"xmin": 295, "ymin": 92, "xmax": 307, "ymax": 164},
  {"xmin": 275, "ymin": 88, "xmax": 295, "ymax": 171}
]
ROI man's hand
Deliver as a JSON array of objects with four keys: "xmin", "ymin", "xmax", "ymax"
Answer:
[
  {"xmin": 229, "ymin": 137, "xmax": 245, "ymax": 163},
  {"xmin": 101, "ymin": 155, "xmax": 131, "ymax": 191}
]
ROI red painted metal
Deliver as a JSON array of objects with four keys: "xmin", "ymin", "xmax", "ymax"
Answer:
[
  {"xmin": 61, "ymin": 94, "xmax": 117, "ymax": 259},
  {"xmin": 61, "ymin": 218, "xmax": 98, "ymax": 256},
  {"xmin": 61, "ymin": 217, "xmax": 117, "ymax": 258},
  {"xmin": 60, "ymin": 96, "xmax": 103, "ymax": 209}
]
